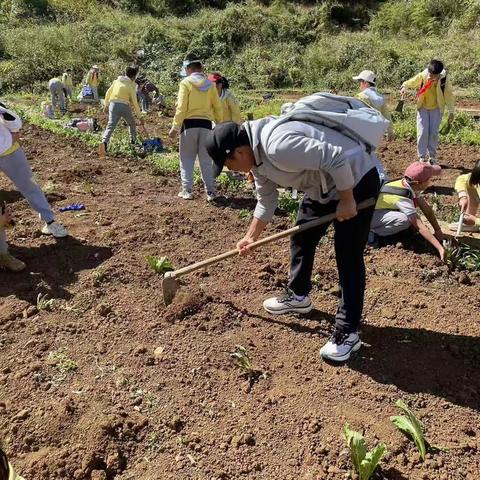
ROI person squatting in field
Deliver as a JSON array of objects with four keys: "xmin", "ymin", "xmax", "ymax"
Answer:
[
  {"xmin": 169, "ymin": 54, "xmax": 223, "ymax": 202},
  {"xmin": 98, "ymin": 65, "xmax": 144, "ymax": 157},
  {"xmin": 205, "ymin": 95, "xmax": 386, "ymax": 363},
  {"xmin": 369, "ymin": 161, "xmax": 445, "ymax": 260},
  {"xmin": 400, "ymin": 59, "xmax": 455, "ymax": 165},
  {"xmin": 0, "ymin": 103, "xmax": 68, "ymax": 272},
  {"xmin": 450, "ymin": 160, "xmax": 480, "ymax": 233}
]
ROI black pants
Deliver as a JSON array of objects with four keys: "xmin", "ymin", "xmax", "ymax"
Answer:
[{"xmin": 288, "ymin": 168, "xmax": 381, "ymax": 333}]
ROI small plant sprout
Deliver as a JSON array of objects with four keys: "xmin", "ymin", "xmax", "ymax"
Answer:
[
  {"xmin": 146, "ymin": 255, "xmax": 174, "ymax": 274},
  {"xmin": 48, "ymin": 348, "xmax": 78, "ymax": 374},
  {"xmin": 390, "ymin": 399, "xmax": 438, "ymax": 461},
  {"xmin": 37, "ymin": 293, "xmax": 55, "ymax": 311},
  {"xmin": 230, "ymin": 345, "xmax": 253, "ymax": 375},
  {"xmin": 343, "ymin": 424, "xmax": 387, "ymax": 480},
  {"xmin": 390, "ymin": 399, "xmax": 449, "ymax": 459}
]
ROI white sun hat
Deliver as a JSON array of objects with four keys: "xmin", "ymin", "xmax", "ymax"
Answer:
[{"xmin": 352, "ymin": 70, "xmax": 377, "ymax": 85}]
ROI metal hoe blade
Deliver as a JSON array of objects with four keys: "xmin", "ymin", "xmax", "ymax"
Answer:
[{"xmin": 162, "ymin": 272, "xmax": 179, "ymax": 306}]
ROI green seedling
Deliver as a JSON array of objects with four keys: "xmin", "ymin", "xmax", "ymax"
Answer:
[
  {"xmin": 343, "ymin": 424, "xmax": 387, "ymax": 480},
  {"xmin": 36, "ymin": 293, "xmax": 55, "ymax": 311},
  {"xmin": 42, "ymin": 180, "xmax": 56, "ymax": 194},
  {"xmin": 48, "ymin": 348, "xmax": 78, "ymax": 374},
  {"xmin": 443, "ymin": 240, "xmax": 480, "ymax": 272},
  {"xmin": 390, "ymin": 400, "xmax": 426, "ymax": 460},
  {"xmin": 93, "ymin": 266, "xmax": 108, "ymax": 283},
  {"xmin": 146, "ymin": 255, "xmax": 174, "ymax": 274},
  {"xmin": 230, "ymin": 345, "xmax": 253, "ymax": 375},
  {"xmin": 238, "ymin": 209, "xmax": 252, "ymax": 222}
]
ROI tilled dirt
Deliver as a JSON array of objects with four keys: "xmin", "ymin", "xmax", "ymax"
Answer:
[{"xmin": 0, "ymin": 113, "xmax": 479, "ymax": 480}]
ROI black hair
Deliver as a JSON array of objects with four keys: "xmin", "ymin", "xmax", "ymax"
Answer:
[
  {"xmin": 66, "ymin": 68, "xmax": 72, "ymax": 72},
  {"xmin": 220, "ymin": 76, "xmax": 230, "ymax": 90},
  {"xmin": 0, "ymin": 448, "xmax": 9, "ymax": 480},
  {"xmin": 126, "ymin": 65, "xmax": 139, "ymax": 79},
  {"xmin": 428, "ymin": 59, "xmax": 444, "ymax": 75},
  {"xmin": 184, "ymin": 53, "xmax": 202, "ymax": 70},
  {"xmin": 366, "ymin": 80, "xmax": 375, "ymax": 87},
  {"xmin": 470, "ymin": 160, "xmax": 480, "ymax": 186}
]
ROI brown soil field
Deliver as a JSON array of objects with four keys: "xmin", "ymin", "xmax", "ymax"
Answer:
[{"xmin": 0, "ymin": 105, "xmax": 479, "ymax": 480}]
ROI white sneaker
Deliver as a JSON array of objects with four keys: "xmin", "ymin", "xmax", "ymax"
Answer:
[
  {"xmin": 263, "ymin": 290, "xmax": 313, "ymax": 315},
  {"xmin": 319, "ymin": 331, "xmax": 361, "ymax": 362},
  {"xmin": 419, "ymin": 157, "xmax": 428, "ymax": 163},
  {"xmin": 178, "ymin": 190, "xmax": 193, "ymax": 200},
  {"xmin": 448, "ymin": 221, "xmax": 479, "ymax": 233},
  {"xmin": 41, "ymin": 221, "xmax": 68, "ymax": 238},
  {"xmin": 206, "ymin": 192, "xmax": 217, "ymax": 202}
]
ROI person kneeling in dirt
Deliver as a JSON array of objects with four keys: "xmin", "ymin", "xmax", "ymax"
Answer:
[
  {"xmin": 353, "ymin": 70, "xmax": 393, "ymax": 141},
  {"xmin": 206, "ymin": 114, "xmax": 382, "ymax": 363},
  {"xmin": 370, "ymin": 162, "xmax": 445, "ymax": 259},
  {"xmin": 0, "ymin": 103, "xmax": 68, "ymax": 240},
  {"xmin": 449, "ymin": 160, "xmax": 480, "ymax": 233},
  {"xmin": 0, "ymin": 447, "xmax": 24, "ymax": 480},
  {"xmin": 0, "ymin": 204, "xmax": 25, "ymax": 272},
  {"xmin": 98, "ymin": 65, "xmax": 144, "ymax": 157}
]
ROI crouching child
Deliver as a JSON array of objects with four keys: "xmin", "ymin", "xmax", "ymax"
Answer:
[
  {"xmin": 450, "ymin": 160, "xmax": 480, "ymax": 232},
  {"xmin": 370, "ymin": 161, "xmax": 445, "ymax": 259}
]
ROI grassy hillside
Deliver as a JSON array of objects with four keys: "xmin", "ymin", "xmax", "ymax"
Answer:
[{"xmin": 1, "ymin": 0, "xmax": 480, "ymax": 96}]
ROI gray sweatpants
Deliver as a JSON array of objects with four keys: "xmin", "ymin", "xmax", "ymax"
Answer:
[
  {"xmin": 417, "ymin": 107, "xmax": 442, "ymax": 159},
  {"xmin": 179, "ymin": 127, "xmax": 215, "ymax": 193},
  {"xmin": 0, "ymin": 148, "xmax": 55, "ymax": 224},
  {"xmin": 102, "ymin": 102, "xmax": 137, "ymax": 145},
  {"xmin": 370, "ymin": 209, "xmax": 411, "ymax": 237},
  {"xmin": 49, "ymin": 80, "xmax": 66, "ymax": 113}
]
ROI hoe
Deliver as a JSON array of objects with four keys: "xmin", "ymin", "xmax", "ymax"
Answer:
[{"xmin": 162, "ymin": 198, "xmax": 376, "ymax": 306}]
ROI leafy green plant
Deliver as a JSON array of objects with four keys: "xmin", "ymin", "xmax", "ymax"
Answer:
[
  {"xmin": 343, "ymin": 424, "xmax": 387, "ymax": 480},
  {"xmin": 238, "ymin": 209, "xmax": 252, "ymax": 222},
  {"xmin": 146, "ymin": 255, "xmax": 174, "ymax": 274},
  {"xmin": 36, "ymin": 293, "xmax": 55, "ymax": 311},
  {"xmin": 390, "ymin": 400, "xmax": 426, "ymax": 460},
  {"xmin": 443, "ymin": 240, "xmax": 480, "ymax": 272},
  {"xmin": 278, "ymin": 191, "xmax": 300, "ymax": 223},
  {"xmin": 48, "ymin": 348, "xmax": 78, "ymax": 373},
  {"xmin": 230, "ymin": 345, "xmax": 253, "ymax": 375}
]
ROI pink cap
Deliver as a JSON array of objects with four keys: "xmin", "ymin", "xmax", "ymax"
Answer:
[{"xmin": 404, "ymin": 161, "xmax": 442, "ymax": 183}]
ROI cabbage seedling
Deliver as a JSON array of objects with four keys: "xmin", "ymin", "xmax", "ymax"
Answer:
[
  {"xmin": 147, "ymin": 255, "xmax": 174, "ymax": 274},
  {"xmin": 343, "ymin": 424, "xmax": 386, "ymax": 480},
  {"xmin": 230, "ymin": 345, "xmax": 253, "ymax": 375},
  {"xmin": 390, "ymin": 400, "xmax": 426, "ymax": 460}
]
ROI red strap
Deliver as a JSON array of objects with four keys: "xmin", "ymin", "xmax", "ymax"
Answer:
[{"xmin": 417, "ymin": 78, "xmax": 433, "ymax": 97}]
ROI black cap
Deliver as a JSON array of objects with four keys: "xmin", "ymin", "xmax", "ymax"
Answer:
[{"xmin": 206, "ymin": 122, "xmax": 250, "ymax": 177}]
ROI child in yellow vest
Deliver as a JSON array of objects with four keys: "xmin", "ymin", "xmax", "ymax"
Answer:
[
  {"xmin": 400, "ymin": 59, "xmax": 455, "ymax": 164},
  {"xmin": 169, "ymin": 54, "xmax": 223, "ymax": 201},
  {"xmin": 86, "ymin": 65, "xmax": 101, "ymax": 102},
  {"xmin": 449, "ymin": 160, "xmax": 480, "ymax": 232},
  {"xmin": 370, "ymin": 161, "xmax": 445, "ymax": 260},
  {"xmin": 62, "ymin": 68, "xmax": 73, "ymax": 100},
  {"xmin": 353, "ymin": 69, "xmax": 393, "ymax": 140},
  {"xmin": 208, "ymin": 73, "xmax": 241, "ymax": 123}
]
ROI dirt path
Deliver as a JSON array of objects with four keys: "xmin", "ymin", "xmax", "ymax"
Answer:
[{"xmin": 0, "ymin": 123, "xmax": 479, "ymax": 480}]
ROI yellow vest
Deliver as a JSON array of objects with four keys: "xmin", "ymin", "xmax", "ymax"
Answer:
[{"xmin": 375, "ymin": 179, "xmax": 414, "ymax": 211}]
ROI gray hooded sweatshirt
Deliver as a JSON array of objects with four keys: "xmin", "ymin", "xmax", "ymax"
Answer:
[{"xmin": 245, "ymin": 117, "xmax": 380, "ymax": 222}]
